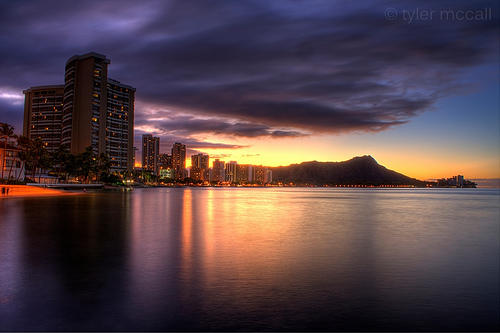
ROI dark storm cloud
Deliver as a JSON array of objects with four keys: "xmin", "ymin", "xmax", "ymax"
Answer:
[
  {"xmin": 135, "ymin": 111, "xmax": 305, "ymax": 138},
  {"xmin": 0, "ymin": 99, "xmax": 23, "ymax": 131},
  {"xmin": 0, "ymin": 0, "xmax": 497, "ymax": 136},
  {"xmin": 133, "ymin": 132, "xmax": 245, "ymax": 151}
]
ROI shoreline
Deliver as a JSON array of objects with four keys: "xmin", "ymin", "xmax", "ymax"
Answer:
[
  {"xmin": 1, "ymin": 184, "xmax": 490, "ymax": 199},
  {"xmin": 0, "ymin": 185, "xmax": 80, "ymax": 199}
]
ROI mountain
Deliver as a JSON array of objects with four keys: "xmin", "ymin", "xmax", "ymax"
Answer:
[{"xmin": 271, "ymin": 155, "xmax": 426, "ymax": 186}]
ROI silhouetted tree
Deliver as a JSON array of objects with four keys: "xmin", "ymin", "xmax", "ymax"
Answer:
[
  {"xmin": 0, "ymin": 122, "xmax": 15, "ymax": 179},
  {"xmin": 15, "ymin": 135, "xmax": 31, "ymax": 182},
  {"xmin": 77, "ymin": 146, "xmax": 96, "ymax": 183},
  {"xmin": 29, "ymin": 138, "xmax": 50, "ymax": 182}
]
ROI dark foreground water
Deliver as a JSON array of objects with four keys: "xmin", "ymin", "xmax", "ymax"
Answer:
[{"xmin": 0, "ymin": 188, "xmax": 498, "ymax": 331}]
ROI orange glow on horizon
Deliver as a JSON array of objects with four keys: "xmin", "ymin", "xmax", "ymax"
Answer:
[
  {"xmin": 133, "ymin": 149, "xmax": 498, "ymax": 179},
  {"xmin": 134, "ymin": 133, "xmax": 499, "ymax": 179}
]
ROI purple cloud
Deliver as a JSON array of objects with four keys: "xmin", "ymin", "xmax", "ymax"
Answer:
[{"xmin": 0, "ymin": 0, "xmax": 497, "ymax": 139}]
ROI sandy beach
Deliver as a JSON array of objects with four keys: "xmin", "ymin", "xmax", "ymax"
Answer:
[{"xmin": 0, "ymin": 185, "xmax": 77, "ymax": 198}]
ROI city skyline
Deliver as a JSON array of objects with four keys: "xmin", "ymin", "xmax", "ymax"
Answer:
[
  {"xmin": 0, "ymin": 1, "xmax": 498, "ymax": 179},
  {"xmin": 140, "ymin": 134, "xmax": 274, "ymax": 184}
]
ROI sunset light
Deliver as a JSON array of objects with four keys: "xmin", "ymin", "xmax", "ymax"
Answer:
[{"xmin": 0, "ymin": 0, "xmax": 498, "ymax": 332}]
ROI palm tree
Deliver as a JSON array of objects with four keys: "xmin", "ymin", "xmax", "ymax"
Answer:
[
  {"xmin": 6, "ymin": 133, "xmax": 20, "ymax": 180},
  {"xmin": 37, "ymin": 147, "xmax": 52, "ymax": 183},
  {"xmin": 64, "ymin": 153, "xmax": 79, "ymax": 182},
  {"xmin": 29, "ymin": 138, "xmax": 49, "ymax": 181},
  {"xmin": 0, "ymin": 122, "xmax": 15, "ymax": 180},
  {"xmin": 78, "ymin": 146, "xmax": 96, "ymax": 183},
  {"xmin": 51, "ymin": 146, "xmax": 71, "ymax": 182},
  {"xmin": 96, "ymin": 153, "xmax": 111, "ymax": 182},
  {"xmin": 15, "ymin": 135, "xmax": 32, "ymax": 182}
]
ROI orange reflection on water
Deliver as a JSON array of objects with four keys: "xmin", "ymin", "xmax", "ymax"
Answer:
[
  {"xmin": 180, "ymin": 188, "xmax": 193, "ymax": 285},
  {"xmin": 0, "ymin": 185, "xmax": 75, "ymax": 198}
]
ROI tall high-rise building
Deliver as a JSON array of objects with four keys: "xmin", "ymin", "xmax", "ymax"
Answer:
[
  {"xmin": 171, "ymin": 142, "xmax": 186, "ymax": 180},
  {"xmin": 265, "ymin": 169, "xmax": 273, "ymax": 184},
  {"xmin": 23, "ymin": 52, "xmax": 135, "ymax": 171},
  {"xmin": 142, "ymin": 134, "xmax": 159, "ymax": 174},
  {"xmin": 252, "ymin": 166, "xmax": 266, "ymax": 184},
  {"xmin": 158, "ymin": 153, "xmax": 173, "ymax": 179},
  {"xmin": 158, "ymin": 153, "xmax": 172, "ymax": 169},
  {"xmin": 23, "ymin": 85, "xmax": 64, "ymax": 152},
  {"xmin": 211, "ymin": 159, "xmax": 225, "ymax": 183},
  {"xmin": 106, "ymin": 79, "xmax": 135, "ymax": 172},
  {"xmin": 225, "ymin": 161, "xmax": 237, "ymax": 183},
  {"xmin": 62, "ymin": 52, "xmax": 110, "ymax": 155},
  {"xmin": 191, "ymin": 153, "xmax": 209, "ymax": 181},
  {"xmin": 236, "ymin": 164, "xmax": 251, "ymax": 183}
]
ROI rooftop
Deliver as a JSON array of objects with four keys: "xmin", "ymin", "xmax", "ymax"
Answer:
[
  {"xmin": 66, "ymin": 52, "xmax": 110, "ymax": 65},
  {"xmin": 23, "ymin": 84, "xmax": 64, "ymax": 94}
]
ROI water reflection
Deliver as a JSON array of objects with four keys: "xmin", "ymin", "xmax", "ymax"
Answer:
[
  {"xmin": 0, "ymin": 188, "xmax": 498, "ymax": 331},
  {"xmin": 0, "ymin": 193, "xmax": 132, "ymax": 330}
]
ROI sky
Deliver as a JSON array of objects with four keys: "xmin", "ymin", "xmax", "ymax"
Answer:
[{"xmin": 0, "ymin": 0, "xmax": 498, "ymax": 179}]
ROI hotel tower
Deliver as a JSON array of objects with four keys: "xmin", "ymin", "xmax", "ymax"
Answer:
[
  {"xmin": 171, "ymin": 142, "xmax": 186, "ymax": 180},
  {"xmin": 23, "ymin": 85, "xmax": 64, "ymax": 153},
  {"xmin": 142, "ymin": 134, "xmax": 160, "ymax": 175},
  {"xmin": 23, "ymin": 52, "xmax": 135, "ymax": 172}
]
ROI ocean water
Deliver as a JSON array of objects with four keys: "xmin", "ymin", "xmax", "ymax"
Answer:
[{"xmin": 0, "ymin": 188, "xmax": 498, "ymax": 331}]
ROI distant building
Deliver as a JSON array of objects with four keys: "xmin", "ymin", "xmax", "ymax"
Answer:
[
  {"xmin": 437, "ymin": 175, "xmax": 471, "ymax": 188},
  {"xmin": 159, "ymin": 167, "xmax": 174, "ymax": 179},
  {"xmin": 158, "ymin": 153, "xmax": 173, "ymax": 179},
  {"xmin": 142, "ymin": 134, "xmax": 159, "ymax": 174},
  {"xmin": 23, "ymin": 52, "xmax": 135, "ymax": 171},
  {"xmin": 0, "ymin": 143, "xmax": 24, "ymax": 181},
  {"xmin": 236, "ymin": 164, "xmax": 251, "ymax": 183},
  {"xmin": 158, "ymin": 153, "xmax": 172, "ymax": 169},
  {"xmin": 265, "ymin": 169, "xmax": 273, "ymax": 183},
  {"xmin": 132, "ymin": 146, "xmax": 138, "ymax": 169},
  {"xmin": 252, "ymin": 166, "xmax": 266, "ymax": 184},
  {"xmin": 171, "ymin": 142, "xmax": 186, "ymax": 180},
  {"xmin": 23, "ymin": 85, "xmax": 64, "ymax": 153},
  {"xmin": 191, "ymin": 153, "xmax": 209, "ymax": 181},
  {"xmin": 225, "ymin": 161, "xmax": 237, "ymax": 183},
  {"xmin": 211, "ymin": 159, "xmax": 225, "ymax": 183}
]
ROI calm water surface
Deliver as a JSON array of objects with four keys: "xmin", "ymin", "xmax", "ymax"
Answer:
[{"xmin": 0, "ymin": 188, "xmax": 499, "ymax": 331}]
